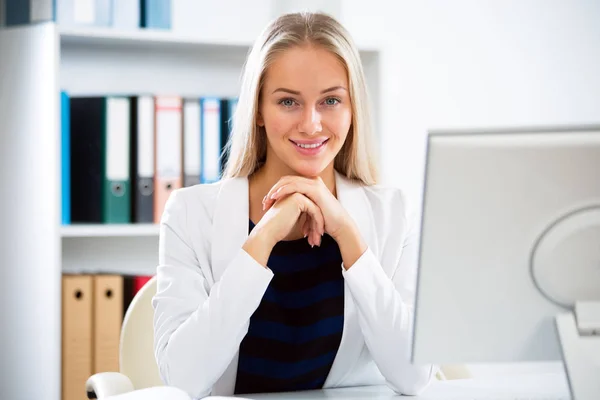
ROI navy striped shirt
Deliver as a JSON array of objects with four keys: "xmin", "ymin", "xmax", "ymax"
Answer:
[{"xmin": 234, "ymin": 219, "xmax": 345, "ymax": 395}]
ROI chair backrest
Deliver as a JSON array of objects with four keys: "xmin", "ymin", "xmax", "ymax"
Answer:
[{"xmin": 119, "ymin": 276, "xmax": 163, "ymax": 390}]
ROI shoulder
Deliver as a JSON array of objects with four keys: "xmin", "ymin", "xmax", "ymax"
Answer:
[
  {"xmin": 162, "ymin": 182, "xmax": 220, "ymax": 213},
  {"xmin": 362, "ymin": 184, "xmax": 411, "ymax": 223},
  {"xmin": 161, "ymin": 178, "xmax": 237, "ymax": 224},
  {"xmin": 360, "ymin": 183, "xmax": 418, "ymax": 253}
]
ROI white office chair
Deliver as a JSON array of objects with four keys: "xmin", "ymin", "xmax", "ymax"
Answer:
[{"xmin": 85, "ymin": 276, "xmax": 470, "ymax": 400}]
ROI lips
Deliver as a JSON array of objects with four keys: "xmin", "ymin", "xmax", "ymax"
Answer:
[
  {"xmin": 289, "ymin": 138, "xmax": 329, "ymax": 156},
  {"xmin": 290, "ymin": 139, "xmax": 329, "ymax": 149}
]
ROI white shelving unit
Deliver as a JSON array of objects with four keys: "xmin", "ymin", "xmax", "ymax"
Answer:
[
  {"xmin": 61, "ymin": 224, "xmax": 160, "ymax": 237},
  {"xmin": 59, "ymin": 21, "xmax": 382, "ymax": 277}
]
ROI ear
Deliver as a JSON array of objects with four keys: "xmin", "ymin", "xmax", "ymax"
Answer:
[{"xmin": 256, "ymin": 112, "xmax": 265, "ymax": 127}]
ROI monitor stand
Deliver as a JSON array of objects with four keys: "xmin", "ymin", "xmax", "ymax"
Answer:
[{"xmin": 555, "ymin": 301, "xmax": 600, "ymax": 400}]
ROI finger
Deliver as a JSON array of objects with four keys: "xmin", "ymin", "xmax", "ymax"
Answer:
[
  {"xmin": 312, "ymin": 218, "xmax": 321, "ymax": 247},
  {"xmin": 264, "ymin": 181, "xmax": 312, "ymax": 211},
  {"xmin": 297, "ymin": 195, "xmax": 324, "ymax": 246},
  {"xmin": 302, "ymin": 215, "xmax": 313, "ymax": 246},
  {"xmin": 264, "ymin": 176, "xmax": 296, "ymax": 204},
  {"xmin": 263, "ymin": 194, "xmax": 277, "ymax": 211},
  {"xmin": 302, "ymin": 216, "xmax": 311, "ymax": 239},
  {"xmin": 271, "ymin": 181, "xmax": 312, "ymax": 202}
]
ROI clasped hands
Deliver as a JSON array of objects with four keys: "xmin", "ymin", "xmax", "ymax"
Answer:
[{"xmin": 261, "ymin": 175, "xmax": 355, "ymax": 248}]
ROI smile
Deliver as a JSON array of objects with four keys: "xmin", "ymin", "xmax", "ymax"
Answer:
[
  {"xmin": 290, "ymin": 139, "xmax": 329, "ymax": 149},
  {"xmin": 290, "ymin": 139, "xmax": 329, "ymax": 156}
]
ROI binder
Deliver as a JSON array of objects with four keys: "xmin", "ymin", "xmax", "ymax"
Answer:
[
  {"xmin": 62, "ymin": 275, "xmax": 93, "ymax": 400},
  {"xmin": 56, "ymin": 0, "xmax": 111, "ymax": 27},
  {"xmin": 141, "ymin": 0, "xmax": 171, "ymax": 29},
  {"xmin": 154, "ymin": 96, "xmax": 183, "ymax": 223},
  {"xmin": 183, "ymin": 98, "xmax": 201, "ymax": 187},
  {"xmin": 93, "ymin": 275, "xmax": 123, "ymax": 374},
  {"xmin": 103, "ymin": 97, "xmax": 131, "ymax": 224},
  {"xmin": 200, "ymin": 97, "xmax": 222, "ymax": 184},
  {"xmin": 5, "ymin": 0, "xmax": 54, "ymax": 26},
  {"xmin": 130, "ymin": 96, "xmax": 155, "ymax": 223},
  {"xmin": 0, "ymin": 0, "xmax": 5, "ymax": 26},
  {"xmin": 219, "ymin": 98, "xmax": 237, "ymax": 173},
  {"xmin": 70, "ymin": 97, "xmax": 104, "ymax": 223},
  {"xmin": 61, "ymin": 91, "xmax": 71, "ymax": 225},
  {"xmin": 112, "ymin": 0, "xmax": 139, "ymax": 30}
]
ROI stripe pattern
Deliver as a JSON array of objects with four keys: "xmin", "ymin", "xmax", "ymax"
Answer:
[{"xmin": 234, "ymin": 220, "xmax": 345, "ymax": 395}]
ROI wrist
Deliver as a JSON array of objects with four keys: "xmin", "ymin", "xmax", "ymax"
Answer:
[
  {"xmin": 332, "ymin": 220, "xmax": 360, "ymax": 242},
  {"xmin": 242, "ymin": 227, "xmax": 276, "ymax": 267},
  {"xmin": 334, "ymin": 222, "xmax": 367, "ymax": 270}
]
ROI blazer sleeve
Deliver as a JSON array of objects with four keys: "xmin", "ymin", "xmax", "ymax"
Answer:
[
  {"xmin": 341, "ymin": 189, "xmax": 437, "ymax": 396},
  {"xmin": 152, "ymin": 189, "xmax": 273, "ymax": 399}
]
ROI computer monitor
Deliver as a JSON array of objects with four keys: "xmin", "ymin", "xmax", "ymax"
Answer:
[{"xmin": 411, "ymin": 126, "xmax": 600, "ymax": 397}]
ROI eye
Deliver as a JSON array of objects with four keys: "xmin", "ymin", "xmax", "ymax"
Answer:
[
  {"xmin": 278, "ymin": 98, "xmax": 298, "ymax": 108},
  {"xmin": 323, "ymin": 97, "xmax": 341, "ymax": 106}
]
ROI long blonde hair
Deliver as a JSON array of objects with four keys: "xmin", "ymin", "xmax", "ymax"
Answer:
[{"xmin": 222, "ymin": 12, "xmax": 379, "ymax": 185}]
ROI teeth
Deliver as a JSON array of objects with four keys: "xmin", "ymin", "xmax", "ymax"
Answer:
[{"xmin": 295, "ymin": 141, "xmax": 326, "ymax": 149}]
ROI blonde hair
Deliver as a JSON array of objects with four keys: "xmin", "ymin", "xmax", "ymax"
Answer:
[{"xmin": 222, "ymin": 12, "xmax": 379, "ymax": 185}]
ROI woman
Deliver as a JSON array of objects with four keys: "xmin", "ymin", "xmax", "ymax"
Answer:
[{"xmin": 152, "ymin": 11, "xmax": 436, "ymax": 399}]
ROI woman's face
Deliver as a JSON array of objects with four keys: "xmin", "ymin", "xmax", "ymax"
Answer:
[{"xmin": 258, "ymin": 45, "xmax": 352, "ymax": 178}]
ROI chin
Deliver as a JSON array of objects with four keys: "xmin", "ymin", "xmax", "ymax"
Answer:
[{"xmin": 289, "ymin": 162, "xmax": 327, "ymax": 178}]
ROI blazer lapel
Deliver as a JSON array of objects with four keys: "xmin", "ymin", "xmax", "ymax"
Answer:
[
  {"xmin": 324, "ymin": 171, "xmax": 376, "ymax": 387},
  {"xmin": 211, "ymin": 176, "xmax": 250, "ymax": 282},
  {"xmin": 210, "ymin": 176, "xmax": 249, "ymax": 395}
]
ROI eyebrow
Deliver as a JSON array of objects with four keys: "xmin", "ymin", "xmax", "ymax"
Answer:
[{"xmin": 271, "ymin": 86, "xmax": 347, "ymax": 95}]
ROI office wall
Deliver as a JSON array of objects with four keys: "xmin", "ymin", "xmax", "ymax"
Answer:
[{"xmin": 378, "ymin": 0, "xmax": 600, "ymax": 212}]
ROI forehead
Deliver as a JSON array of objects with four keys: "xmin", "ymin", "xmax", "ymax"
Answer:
[{"xmin": 263, "ymin": 45, "xmax": 348, "ymax": 92}]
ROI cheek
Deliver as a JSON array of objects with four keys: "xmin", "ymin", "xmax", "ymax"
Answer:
[
  {"xmin": 264, "ymin": 107, "xmax": 295, "ymax": 139},
  {"xmin": 329, "ymin": 108, "xmax": 352, "ymax": 140}
]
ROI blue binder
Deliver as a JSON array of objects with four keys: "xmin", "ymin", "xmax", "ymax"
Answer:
[
  {"xmin": 61, "ymin": 91, "xmax": 71, "ymax": 225},
  {"xmin": 141, "ymin": 0, "xmax": 171, "ymax": 29}
]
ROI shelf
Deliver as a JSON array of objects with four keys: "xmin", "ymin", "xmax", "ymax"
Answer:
[
  {"xmin": 61, "ymin": 224, "xmax": 159, "ymax": 238},
  {"xmin": 59, "ymin": 26, "xmax": 380, "ymax": 54},
  {"xmin": 59, "ymin": 26, "xmax": 254, "ymax": 50}
]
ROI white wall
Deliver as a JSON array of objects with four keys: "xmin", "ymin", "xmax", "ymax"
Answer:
[
  {"xmin": 376, "ymin": 0, "xmax": 600, "ymax": 377},
  {"xmin": 378, "ymin": 0, "xmax": 600, "ymax": 211}
]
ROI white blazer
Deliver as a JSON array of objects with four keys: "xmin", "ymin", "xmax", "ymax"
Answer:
[{"xmin": 152, "ymin": 171, "xmax": 436, "ymax": 400}]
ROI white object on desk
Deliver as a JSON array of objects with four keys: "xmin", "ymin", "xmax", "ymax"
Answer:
[{"xmin": 555, "ymin": 301, "xmax": 600, "ymax": 400}]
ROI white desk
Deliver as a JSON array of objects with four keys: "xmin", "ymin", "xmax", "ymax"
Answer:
[
  {"xmin": 107, "ymin": 372, "xmax": 571, "ymax": 400},
  {"xmin": 226, "ymin": 372, "xmax": 571, "ymax": 399}
]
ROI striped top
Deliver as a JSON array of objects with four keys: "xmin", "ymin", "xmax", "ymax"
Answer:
[{"xmin": 234, "ymin": 220, "xmax": 345, "ymax": 395}]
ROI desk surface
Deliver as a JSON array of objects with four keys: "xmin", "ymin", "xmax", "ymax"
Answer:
[
  {"xmin": 218, "ymin": 372, "xmax": 571, "ymax": 399},
  {"xmin": 109, "ymin": 372, "xmax": 571, "ymax": 400}
]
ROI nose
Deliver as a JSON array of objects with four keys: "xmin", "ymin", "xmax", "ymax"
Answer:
[{"xmin": 298, "ymin": 106, "xmax": 322, "ymax": 136}]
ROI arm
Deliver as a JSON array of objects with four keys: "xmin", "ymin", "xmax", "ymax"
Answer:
[
  {"xmin": 338, "ymin": 194, "xmax": 436, "ymax": 396},
  {"xmin": 152, "ymin": 190, "xmax": 273, "ymax": 399}
]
